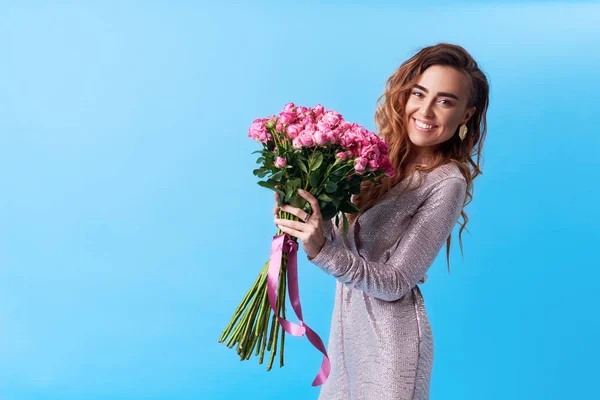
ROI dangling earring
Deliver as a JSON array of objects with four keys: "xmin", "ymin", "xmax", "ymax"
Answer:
[
  {"xmin": 458, "ymin": 124, "xmax": 468, "ymax": 140},
  {"xmin": 458, "ymin": 124, "xmax": 467, "ymax": 154}
]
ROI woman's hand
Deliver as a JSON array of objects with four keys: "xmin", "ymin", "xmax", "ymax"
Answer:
[{"xmin": 273, "ymin": 189, "xmax": 326, "ymax": 259}]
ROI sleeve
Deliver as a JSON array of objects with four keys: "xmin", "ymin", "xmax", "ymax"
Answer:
[
  {"xmin": 321, "ymin": 216, "xmax": 339, "ymax": 243},
  {"xmin": 308, "ymin": 177, "xmax": 466, "ymax": 301}
]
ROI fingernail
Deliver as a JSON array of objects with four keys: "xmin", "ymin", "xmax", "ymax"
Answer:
[{"xmin": 298, "ymin": 189, "xmax": 305, "ymax": 193}]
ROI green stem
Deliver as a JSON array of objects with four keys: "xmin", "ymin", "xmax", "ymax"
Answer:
[
  {"xmin": 258, "ymin": 285, "xmax": 271, "ymax": 363},
  {"xmin": 219, "ymin": 269, "xmax": 263, "ymax": 342},
  {"xmin": 267, "ymin": 265, "xmax": 285, "ymax": 371},
  {"xmin": 222, "ymin": 262, "xmax": 270, "ymax": 348},
  {"xmin": 237, "ymin": 271, "xmax": 268, "ymax": 358},
  {"xmin": 228, "ymin": 267, "xmax": 267, "ymax": 349},
  {"xmin": 253, "ymin": 274, "xmax": 271, "ymax": 356}
]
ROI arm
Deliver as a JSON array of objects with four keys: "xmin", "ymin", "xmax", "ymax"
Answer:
[
  {"xmin": 321, "ymin": 217, "xmax": 338, "ymax": 243},
  {"xmin": 308, "ymin": 177, "xmax": 466, "ymax": 301}
]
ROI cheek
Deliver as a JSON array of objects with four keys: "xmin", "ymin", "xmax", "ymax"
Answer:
[
  {"xmin": 404, "ymin": 101, "xmax": 419, "ymax": 116},
  {"xmin": 439, "ymin": 110, "xmax": 462, "ymax": 127}
]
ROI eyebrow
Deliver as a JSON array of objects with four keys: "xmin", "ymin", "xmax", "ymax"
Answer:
[{"xmin": 413, "ymin": 84, "xmax": 460, "ymax": 101}]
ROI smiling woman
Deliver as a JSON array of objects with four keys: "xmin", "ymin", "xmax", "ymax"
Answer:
[
  {"xmin": 273, "ymin": 43, "xmax": 491, "ymax": 400},
  {"xmin": 406, "ymin": 67, "xmax": 476, "ymax": 151}
]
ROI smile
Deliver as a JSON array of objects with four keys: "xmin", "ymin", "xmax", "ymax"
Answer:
[{"xmin": 413, "ymin": 118, "xmax": 438, "ymax": 132}]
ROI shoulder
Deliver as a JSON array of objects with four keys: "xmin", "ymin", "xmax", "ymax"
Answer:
[
  {"xmin": 420, "ymin": 163, "xmax": 467, "ymax": 207},
  {"xmin": 421, "ymin": 162, "xmax": 466, "ymax": 190}
]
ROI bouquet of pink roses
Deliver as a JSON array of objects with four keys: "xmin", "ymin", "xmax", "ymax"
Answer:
[{"xmin": 218, "ymin": 102, "xmax": 394, "ymax": 386}]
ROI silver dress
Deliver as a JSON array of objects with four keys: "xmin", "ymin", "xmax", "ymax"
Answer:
[{"xmin": 309, "ymin": 162, "xmax": 467, "ymax": 400}]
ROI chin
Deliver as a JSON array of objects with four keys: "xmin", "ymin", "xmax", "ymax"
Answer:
[{"xmin": 407, "ymin": 133, "xmax": 433, "ymax": 147}]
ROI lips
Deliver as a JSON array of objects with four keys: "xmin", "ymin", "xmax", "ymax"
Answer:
[{"xmin": 413, "ymin": 118, "xmax": 438, "ymax": 131}]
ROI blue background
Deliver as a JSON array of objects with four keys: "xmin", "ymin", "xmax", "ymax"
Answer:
[{"xmin": 1, "ymin": 1, "xmax": 598, "ymax": 399}]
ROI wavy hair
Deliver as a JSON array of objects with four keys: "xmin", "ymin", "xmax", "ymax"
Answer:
[{"xmin": 347, "ymin": 43, "xmax": 490, "ymax": 272}]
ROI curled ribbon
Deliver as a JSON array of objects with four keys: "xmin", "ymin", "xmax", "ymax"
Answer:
[{"xmin": 268, "ymin": 233, "xmax": 331, "ymax": 387}]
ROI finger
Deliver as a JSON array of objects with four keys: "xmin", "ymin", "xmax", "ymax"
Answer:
[
  {"xmin": 276, "ymin": 224, "xmax": 305, "ymax": 241},
  {"xmin": 279, "ymin": 203, "xmax": 304, "ymax": 220},
  {"xmin": 274, "ymin": 218, "xmax": 308, "ymax": 232},
  {"xmin": 297, "ymin": 189, "xmax": 322, "ymax": 219},
  {"xmin": 273, "ymin": 191, "xmax": 281, "ymax": 215},
  {"xmin": 280, "ymin": 204, "xmax": 311, "ymax": 222}
]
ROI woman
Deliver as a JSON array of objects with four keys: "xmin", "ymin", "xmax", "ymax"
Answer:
[{"xmin": 273, "ymin": 43, "xmax": 490, "ymax": 399}]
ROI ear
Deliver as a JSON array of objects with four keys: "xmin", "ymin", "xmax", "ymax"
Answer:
[{"xmin": 462, "ymin": 106, "xmax": 476, "ymax": 124}]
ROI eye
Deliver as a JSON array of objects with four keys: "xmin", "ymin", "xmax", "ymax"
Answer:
[
  {"xmin": 439, "ymin": 99, "xmax": 454, "ymax": 106},
  {"xmin": 412, "ymin": 91, "xmax": 423, "ymax": 98}
]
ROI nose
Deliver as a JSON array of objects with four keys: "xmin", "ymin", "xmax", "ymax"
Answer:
[{"xmin": 419, "ymin": 100, "xmax": 435, "ymax": 118}]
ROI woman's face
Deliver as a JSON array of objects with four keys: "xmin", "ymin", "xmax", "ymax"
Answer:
[{"xmin": 404, "ymin": 65, "xmax": 476, "ymax": 157}]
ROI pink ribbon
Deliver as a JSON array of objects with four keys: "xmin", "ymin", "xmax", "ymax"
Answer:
[{"xmin": 268, "ymin": 233, "xmax": 331, "ymax": 387}]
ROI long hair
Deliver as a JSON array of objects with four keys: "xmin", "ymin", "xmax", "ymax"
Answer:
[{"xmin": 348, "ymin": 43, "xmax": 490, "ymax": 272}]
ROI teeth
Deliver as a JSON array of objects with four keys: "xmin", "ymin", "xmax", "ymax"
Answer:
[{"xmin": 415, "ymin": 119, "xmax": 435, "ymax": 129}]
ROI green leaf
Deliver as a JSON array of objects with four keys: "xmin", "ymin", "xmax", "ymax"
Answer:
[
  {"xmin": 258, "ymin": 181, "xmax": 285, "ymax": 197},
  {"xmin": 329, "ymin": 169, "xmax": 345, "ymax": 183},
  {"xmin": 251, "ymin": 150, "xmax": 262, "ymax": 155},
  {"xmin": 339, "ymin": 200, "xmax": 360, "ymax": 214},
  {"xmin": 258, "ymin": 169, "xmax": 269, "ymax": 178},
  {"xmin": 256, "ymin": 157, "xmax": 265, "ymax": 164},
  {"xmin": 285, "ymin": 185, "xmax": 294, "ymax": 199},
  {"xmin": 257, "ymin": 180, "xmax": 276, "ymax": 189},
  {"xmin": 321, "ymin": 204, "xmax": 337, "ymax": 220},
  {"xmin": 325, "ymin": 181, "xmax": 338, "ymax": 193},
  {"xmin": 318, "ymin": 193, "xmax": 333, "ymax": 202},
  {"xmin": 275, "ymin": 187, "xmax": 286, "ymax": 198},
  {"xmin": 289, "ymin": 194, "xmax": 308, "ymax": 209},
  {"xmin": 309, "ymin": 169, "xmax": 322, "ymax": 188},
  {"xmin": 271, "ymin": 170, "xmax": 284, "ymax": 182},
  {"xmin": 298, "ymin": 160, "xmax": 309, "ymax": 174},
  {"xmin": 289, "ymin": 177, "xmax": 302, "ymax": 190},
  {"xmin": 312, "ymin": 152, "xmax": 324, "ymax": 170}
]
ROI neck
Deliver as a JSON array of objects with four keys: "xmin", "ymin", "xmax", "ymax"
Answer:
[{"xmin": 407, "ymin": 148, "xmax": 435, "ymax": 167}]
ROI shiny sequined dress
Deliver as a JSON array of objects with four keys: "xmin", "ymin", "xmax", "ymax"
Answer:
[{"xmin": 309, "ymin": 162, "xmax": 467, "ymax": 400}]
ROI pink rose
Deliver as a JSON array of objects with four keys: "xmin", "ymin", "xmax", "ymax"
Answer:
[
  {"xmin": 248, "ymin": 118, "xmax": 267, "ymax": 140},
  {"xmin": 283, "ymin": 102, "xmax": 295, "ymax": 112},
  {"xmin": 313, "ymin": 104, "xmax": 325, "ymax": 116},
  {"xmin": 322, "ymin": 111, "xmax": 342, "ymax": 127},
  {"xmin": 302, "ymin": 115, "xmax": 315, "ymax": 125},
  {"xmin": 314, "ymin": 130, "xmax": 329, "ymax": 146},
  {"xmin": 385, "ymin": 164, "xmax": 395, "ymax": 177},
  {"xmin": 336, "ymin": 152, "xmax": 348, "ymax": 160},
  {"xmin": 260, "ymin": 131, "xmax": 272, "ymax": 142},
  {"xmin": 286, "ymin": 123, "xmax": 303, "ymax": 139},
  {"xmin": 296, "ymin": 106, "xmax": 309, "ymax": 116},
  {"xmin": 303, "ymin": 123, "xmax": 317, "ymax": 133},
  {"xmin": 316, "ymin": 120, "xmax": 330, "ymax": 132},
  {"xmin": 361, "ymin": 144, "xmax": 381, "ymax": 161},
  {"xmin": 377, "ymin": 139, "xmax": 389, "ymax": 154},
  {"xmin": 279, "ymin": 111, "xmax": 297, "ymax": 125},
  {"xmin": 298, "ymin": 131, "xmax": 315, "ymax": 147},
  {"xmin": 274, "ymin": 157, "xmax": 287, "ymax": 168},
  {"xmin": 292, "ymin": 137, "xmax": 303, "ymax": 150},
  {"xmin": 326, "ymin": 130, "xmax": 338, "ymax": 144},
  {"xmin": 276, "ymin": 121, "xmax": 284, "ymax": 131},
  {"xmin": 337, "ymin": 120, "xmax": 351, "ymax": 133},
  {"xmin": 354, "ymin": 157, "xmax": 368, "ymax": 174}
]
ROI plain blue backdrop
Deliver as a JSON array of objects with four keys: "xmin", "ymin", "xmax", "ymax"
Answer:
[{"xmin": 1, "ymin": 1, "xmax": 599, "ymax": 399}]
